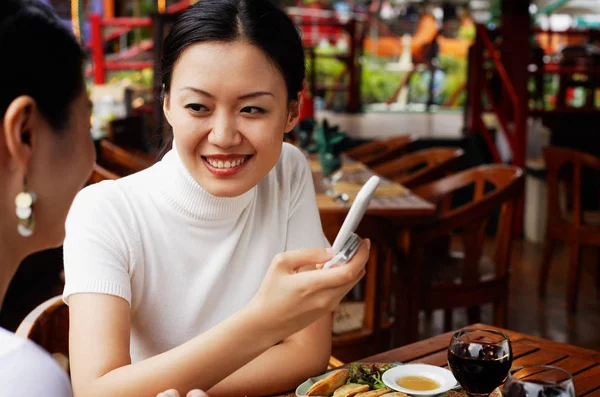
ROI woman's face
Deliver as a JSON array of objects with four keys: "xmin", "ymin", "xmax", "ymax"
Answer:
[
  {"xmin": 27, "ymin": 89, "xmax": 95, "ymax": 247},
  {"xmin": 164, "ymin": 41, "xmax": 299, "ymax": 197}
]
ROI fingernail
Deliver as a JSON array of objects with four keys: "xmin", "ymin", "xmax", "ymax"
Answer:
[
  {"xmin": 366, "ymin": 239, "xmax": 371, "ymax": 250},
  {"xmin": 326, "ymin": 247, "xmax": 336, "ymax": 254},
  {"xmin": 188, "ymin": 391, "xmax": 206, "ymax": 397}
]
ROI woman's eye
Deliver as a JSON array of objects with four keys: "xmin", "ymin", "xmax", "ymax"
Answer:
[
  {"xmin": 185, "ymin": 104, "xmax": 208, "ymax": 113},
  {"xmin": 241, "ymin": 106, "xmax": 266, "ymax": 115}
]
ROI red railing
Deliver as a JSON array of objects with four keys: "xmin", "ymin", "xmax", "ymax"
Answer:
[
  {"xmin": 88, "ymin": 0, "xmax": 197, "ymax": 84},
  {"xmin": 469, "ymin": 24, "xmax": 524, "ymax": 167},
  {"xmin": 469, "ymin": 25, "xmax": 600, "ymax": 236},
  {"xmin": 89, "ymin": 14, "xmax": 153, "ymax": 84},
  {"xmin": 90, "ymin": 4, "xmax": 367, "ymax": 105},
  {"xmin": 468, "ymin": 25, "xmax": 529, "ymax": 236}
]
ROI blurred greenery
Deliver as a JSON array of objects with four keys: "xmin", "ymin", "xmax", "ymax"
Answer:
[
  {"xmin": 458, "ymin": 23, "xmax": 476, "ymax": 41},
  {"xmin": 305, "ymin": 38, "xmax": 469, "ymax": 108},
  {"xmin": 106, "ymin": 68, "xmax": 154, "ymax": 88},
  {"xmin": 305, "ymin": 46, "xmax": 347, "ymax": 91},
  {"xmin": 360, "ymin": 58, "xmax": 403, "ymax": 104},
  {"xmin": 439, "ymin": 54, "xmax": 467, "ymax": 106},
  {"xmin": 488, "ymin": 0, "xmax": 501, "ymax": 27}
]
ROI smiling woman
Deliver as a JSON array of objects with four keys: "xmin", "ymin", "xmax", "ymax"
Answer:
[
  {"xmin": 163, "ymin": 41, "xmax": 298, "ymax": 197},
  {"xmin": 61, "ymin": 1, "xmax": 370, "ymax": 397}
]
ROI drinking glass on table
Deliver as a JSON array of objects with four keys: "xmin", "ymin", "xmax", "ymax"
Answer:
[
  {"xmin": 448, "ymin": 328, "xmax": 513, "ymax": 397},
  {"xmin": 320, "ymin": 151, "xmax": 342, "ymax": 196},
  {"xmin": 502, "ymin": 365, "xmax": 575, "ymax": 397}
]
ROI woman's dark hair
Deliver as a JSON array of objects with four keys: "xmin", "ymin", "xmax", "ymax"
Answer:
[
  {"xmin": 0, "ymin": 0, "xmax": 86, "ymax": 131},
  {"xmin": 161, "ymin": 0, "xmax": 305, "ymax": 102}
]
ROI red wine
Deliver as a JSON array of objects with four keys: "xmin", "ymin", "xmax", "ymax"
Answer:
[{"xmin": 448, "ymin": 350, "xmax": 512, "ymax": 395}]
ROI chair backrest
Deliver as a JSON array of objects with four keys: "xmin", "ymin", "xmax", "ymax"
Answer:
[
  {"xmin": 363, "ymin": 136, "xmax": 416, "ymax": 168},
  {"xmin": 98, "ymin": 139, "xmax": 155, "ymax": 176},
  {"xmin": 88, "ymin": 163, "xmax": 119, "ymax": 185},
  {"xmin": 413, "ymin": 164, "xmax": 524, "ymax": 279},
  {"xmin": 344, "ymin": 140, "xmax": 389, "ymax": 162},
  {"xmin": 16, "ymin": 296, "xmax": 70, "ymax": 373},
  {"xmin": 372, "ymin": 147, "xmax": 464, "ymax": 188},
  {"xmin": 544, "ymin": 146, "xmax": 600, "ymax": 228},
  {"xmin": 108, "ymin": 115, "xmax": 150, "ymax": 153},
  {"xmin": 344, "ymin": 136, "xmax": 415, "ymax": 167}
]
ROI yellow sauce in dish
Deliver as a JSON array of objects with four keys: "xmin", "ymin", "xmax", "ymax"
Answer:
[{"xmin": 396, "ymin": 376, "xmax": 440, "ymax": 391}]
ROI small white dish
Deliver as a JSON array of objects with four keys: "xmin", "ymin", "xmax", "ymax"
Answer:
[{"xmin": 382, "ymin": 364, "xmax": 457, "ymax": 396}]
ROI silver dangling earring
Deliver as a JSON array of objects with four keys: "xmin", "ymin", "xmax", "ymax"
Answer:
[{"xmin": 15, "ymin": 176, "xmax": 36, "ymax": 237}]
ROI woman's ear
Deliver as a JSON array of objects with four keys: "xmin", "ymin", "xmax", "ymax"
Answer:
[
  {"xmin": 162, "ymin": 85, "xmax": 173, "ymax": 126},
  {"xmin": 2, "ymin": 96, "xmax": 37, "ymax": 171},
  {"xmin": 284, "ymin": 99, "xmax": 300, "ymax": 134}
]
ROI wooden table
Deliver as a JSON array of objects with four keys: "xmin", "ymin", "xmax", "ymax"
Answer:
[
  {"xmin": 274, "ymin": 323, "xmax": 600, "ymax": 397},
  {"xmin": 363, "ymin": 324, "xmax": 600, "ymax": 397},
  {"xmin": 311, "ymin": 157, "xmax": 435, "ymax": 220}
]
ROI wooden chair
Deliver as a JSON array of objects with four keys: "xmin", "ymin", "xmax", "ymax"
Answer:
[
  {"xmin": 405, "ymin": 165, "xmax": 523, "ymax": 333},
  {"xmin": 97, "ymin": 139, "xmax": 155, "ymax": 177},
  {"xmin": 108, "ymin": 115, "xmax": 151, "ymax": 153},
  {"xmin": 16, "ymin": 295, "xmax": 70, "ymax": 374},
  {"xmin": 539, "ymin": 147, "xmax": 600, "ymax": 313},
  {"xmin": 323, "ymin": 213, "xmax": 395, "ymax": 362},
  {"xmin": 372, "ymin": 147, "xmax": 464, "ymax": 189},
  {"xmin": 88, "ymin": 163, "xmax": 119, "ymax": 185},
  {"xmin": 344, "ymin": 136, "xmax": 415, "ymax": 168}
]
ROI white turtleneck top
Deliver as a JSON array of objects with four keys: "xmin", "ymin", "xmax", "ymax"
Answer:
[{"xmin": 62, "ymin": 143, "xmax": 328, "ymax": 362}]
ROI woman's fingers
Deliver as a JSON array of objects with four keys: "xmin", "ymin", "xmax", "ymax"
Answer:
[
  {"xmin": 187, "ymin": 390, "xmax": 209, "ymax": 397},
  {"xmin": 273, "ymin": 248, "xmax": 335, "ymax": 273},
  {"xmin": 298, "ymin": 239, "xmax": 370, "ymax": 290},
  {"xmin": 157, "ymin": 390, "xmax": 180, "ymax": 397},
  {"xmin": 156, "ymin": 390, "xmax": 208, "ymax": 397}
]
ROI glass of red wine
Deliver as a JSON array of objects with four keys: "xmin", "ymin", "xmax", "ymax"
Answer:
[
  {"xmin": 502, "ymin": 365, "xmax": 575, "ymax": 397},
  {"xmin": 448, "ymin": 329, "xmax": 513, "ymax": 397}
]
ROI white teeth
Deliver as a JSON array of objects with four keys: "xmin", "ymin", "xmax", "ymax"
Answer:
[{"xmin": 206, "ymin": 157, "xmax": 248, "ymax": 169}]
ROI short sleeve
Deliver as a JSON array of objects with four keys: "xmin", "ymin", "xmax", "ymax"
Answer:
[
  {"xmin": 62, "ymin": 181, "xmax": 135, "ymax": 306},
  {"xmin": 283, "ymin": 144, "xmax": 330, "ymax": 251}
]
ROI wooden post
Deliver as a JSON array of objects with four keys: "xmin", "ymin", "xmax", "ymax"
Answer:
[
  {"xmin": 346, "ymin": 18, "xmax": 361, "ymax": 113},
  {"xmin": 501, "ymin": 0, "xmax": 531, "ymax": 236},
  {"xmin": 103, "ymin": 0, "xmax": 114, "ymax": 18}
]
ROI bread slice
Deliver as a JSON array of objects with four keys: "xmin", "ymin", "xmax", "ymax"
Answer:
[
  {"xmin": 306, "ymin": 369, "xmax": 350, "ymax": 396},
  {"xmin": 333, "ymin": 383, "xmax": 370, "ymax": 397},
  {"xmin": 355, "ymin": 389, "xmax": 392, "ymax": 397}
]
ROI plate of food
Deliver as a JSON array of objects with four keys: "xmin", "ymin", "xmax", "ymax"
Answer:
[{"xmin": 296, "ymin": 363, "xmax": 407, "ymax": 397}]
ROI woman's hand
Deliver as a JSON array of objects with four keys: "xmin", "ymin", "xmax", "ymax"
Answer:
[
  {"xmin": 250, "ymin": 239, "xmax": 370, "ymax": 338},
  {"xmin": 156, "ymin": 389, "xmax": 208, "ymax": 397}
]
